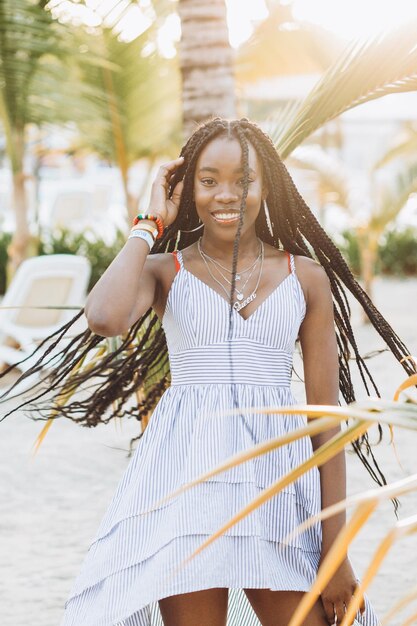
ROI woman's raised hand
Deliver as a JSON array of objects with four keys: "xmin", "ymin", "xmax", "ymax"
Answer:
[{"xmin": 148, "ymin": 156, "xmax": 185, "ymax": 227}]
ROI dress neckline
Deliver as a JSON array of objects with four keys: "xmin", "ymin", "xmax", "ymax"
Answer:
[{"xmin": 176, "ymin": 249, "xmax": 295, "ymax": 323}]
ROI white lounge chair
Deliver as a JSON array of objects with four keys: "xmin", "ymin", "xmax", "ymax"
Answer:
[
  {"xmin": 0, "ymin": 254, "xmax": 91, "ymax": 396},
  {"xmin": 50, "ymin": 190, "xmax": 93, "ymax": 231}
]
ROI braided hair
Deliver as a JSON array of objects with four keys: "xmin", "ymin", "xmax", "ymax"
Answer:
[{"xmin": 1, "ymin": 117, "xmax": 415, "ymax": 486}]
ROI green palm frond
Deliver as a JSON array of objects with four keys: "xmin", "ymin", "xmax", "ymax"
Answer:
[
  {"xmin": 0, "ymin": 0, "xmax": 117, "ymax": 170},
  {"xmin": 272, "ymin": 21, "xmax": 417, "ymax": 157},
  {"xmin": 73, "ymin": 21, "xmax": 181, "ymax": 168}
]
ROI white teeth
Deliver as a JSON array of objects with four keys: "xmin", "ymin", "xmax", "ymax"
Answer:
[{"xmin": 213, "ymin": 213, "xmax": 239, "ymax": 220}]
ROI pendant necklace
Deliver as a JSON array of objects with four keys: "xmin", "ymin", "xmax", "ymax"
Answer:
[
  {"xmin": 198, "ymin": 239, "xmax": 264, "ymax": 312},
  {"xmin": 233, "ymin": 243, "xmax": 264, "ymax": 312},
  {"xmin": 198, "ymin": 240, "xmax": 259, "ymax": 301},
  {"xmin": 198, "ymin": 238, "xmax": 262, "ymax": 281}
]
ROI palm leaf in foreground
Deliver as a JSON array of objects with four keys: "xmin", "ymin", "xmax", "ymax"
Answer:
[
  {"xmin": 139, "ymin": 398, "xmax": 417, "ymax": 516},
  {"xmin": 138, "ymin": 374, "xmax": 417, "ymax": 594},
  {"xmin": 291, "ymin": 500, "xmax": 377, "ymax": 626},
  {"xmin": 340, "ymin": 514, "xmax": 417, "ymax": 626},
  {"xmin": 155, "ymin": 419, "xmax": 372, "ymax": 587},
  {"xmin": 282, "ymin": 474, "xmax": 417, "ymax": 626},
  {"xmin": 31, "ymin": 344, "xmax": 108, "ymax": 455}
]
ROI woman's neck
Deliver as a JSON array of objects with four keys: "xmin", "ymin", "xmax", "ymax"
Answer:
[{"xmin": 199, "ymin": 231, "xmax": 260, "ymax": 266}]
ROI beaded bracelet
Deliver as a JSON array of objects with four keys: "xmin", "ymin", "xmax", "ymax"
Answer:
[
  {"xmin": 128, "ymin": 229, "xmax": 155, "ymax": 251},
  {"xmin": 133, "ymin": 213, "xmax": 164, "ymax": 239}
]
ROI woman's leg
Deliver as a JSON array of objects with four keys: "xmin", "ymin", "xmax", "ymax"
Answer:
[
  {"xmin": 243, "ymin": 589, "xmax": 329, "ymax": 626},
  {"xmin": 158, "ymin": 588, "xmax": 229, "ymax": 626}
]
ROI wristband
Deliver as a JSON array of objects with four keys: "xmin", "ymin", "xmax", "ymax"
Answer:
[
  {"xmin": 133, "ymin": 213, "xmax": 164, "ymax": 239},
  {"xmin": 128, "ymin": 229, "xmax": 155, "ymax": 251},
  {"xmin": 131, "ymin": 223, "xmax": 158, "ymax": 240}
]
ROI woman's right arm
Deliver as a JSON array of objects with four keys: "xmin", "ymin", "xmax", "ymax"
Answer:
[
  {"xmin": 84, "ymin": 230, "xmax": 160, "ymax": 337},
  {"xmin": 84, "ymin": 156, "xmax": 185, "ymax": 337}
]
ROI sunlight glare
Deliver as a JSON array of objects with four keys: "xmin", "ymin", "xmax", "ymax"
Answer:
[
  {"xmin": 292, "ymin": 0, "xmax": 417, "ymax": 40},
  {"xmin": 225, "ymin": 0, "xmax": 269, "ymax": 48}
]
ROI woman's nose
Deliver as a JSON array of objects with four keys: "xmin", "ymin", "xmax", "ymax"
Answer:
[{"xmin": 214, "ymin": 186, "xmax": 239, "ymax": 202}]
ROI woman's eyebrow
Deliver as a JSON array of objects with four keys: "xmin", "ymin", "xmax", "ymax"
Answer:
[{"xmin": 198, "ymin": 166, "xmax": 256, "ymax": 174}]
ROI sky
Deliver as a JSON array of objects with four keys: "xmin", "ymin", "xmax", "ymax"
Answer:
[
  {"xmin": 226, "ymin": 0, "xmax": 417, "ymax": 48},
  {"xmin": 160, "ymin": 0, "xmax": 417, "ymax": 56},
  {"xmin": 50, "ymin": 0, "xmax": 417, "ymax": 54}
]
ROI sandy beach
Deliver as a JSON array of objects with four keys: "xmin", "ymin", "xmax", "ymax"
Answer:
[{"xmin": 1, "ymin": 275, "xmax": 416, "ymax": 626}]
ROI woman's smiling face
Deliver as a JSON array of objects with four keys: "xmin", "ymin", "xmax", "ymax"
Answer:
[{"xmin": 193, "ymin": 135, "xmax": 266, "ymax": 240}]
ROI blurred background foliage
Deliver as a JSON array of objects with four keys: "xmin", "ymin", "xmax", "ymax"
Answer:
[{"xmin": 1, "ymin": 226, "xmax": 416, "ymax": 297}]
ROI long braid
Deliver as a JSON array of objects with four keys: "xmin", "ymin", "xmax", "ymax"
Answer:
[
  {"xmin": 225, "ymin": 122, "xmax": 251, "ymax": 413},
  {"xmin": 1, "ymin": 116, "xmax": 415, "ymax": 486}
]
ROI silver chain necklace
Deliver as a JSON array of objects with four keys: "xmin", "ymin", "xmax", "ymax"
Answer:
[
  {"xmin": 199, "ymin": 240, "xmax": 261, "ymax": 281},
  {"xmin": 198, "ymin": 239, "xmax": 258, "ymax": 301},
  {"xmin": 197, "ymin": 239, "xmax": 264, "ymax": 312}
]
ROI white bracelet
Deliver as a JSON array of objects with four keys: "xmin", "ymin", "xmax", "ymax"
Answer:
[{"xmin": 128, "ymin": 229, "xmax": 155, "ymax": 251}]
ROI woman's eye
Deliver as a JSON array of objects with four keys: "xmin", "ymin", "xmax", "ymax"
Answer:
[
  {"xmin": 238, "ymin": 179, "xmax": 254, "ymax": 185},
  {"xmin": 201, "ymin": 178, "xmax": 215, "ymax": 185}
]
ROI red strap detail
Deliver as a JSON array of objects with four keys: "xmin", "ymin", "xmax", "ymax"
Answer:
[
  {"xmin": 172, "ymin": 251, "xmax": 181, "ymax": 274},
  {"xmin": 286, "ymin": 250, "xmax": 291, "ymax": 274}
]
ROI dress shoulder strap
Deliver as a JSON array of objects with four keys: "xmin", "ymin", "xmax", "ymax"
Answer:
[
  {"xmin": 285, "ymin": 251, "xmax": 296, "ymax": 274},
  {"xmin": 171, "ymin": 250, "xmax": 183, "ymax": 274},
  {"xmin": 285, "ymin": 250, "xmax": 295, "ymax": 274}
]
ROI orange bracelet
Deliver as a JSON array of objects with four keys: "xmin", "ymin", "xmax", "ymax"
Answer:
[{"xmin": 133, "ymin": 214, "xmax": 164, "ymax": 239}]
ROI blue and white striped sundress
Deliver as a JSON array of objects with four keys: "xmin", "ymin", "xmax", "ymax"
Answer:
[{"xmin": 61, "ymin": 250, "xmax": 379, "ymax": 626}]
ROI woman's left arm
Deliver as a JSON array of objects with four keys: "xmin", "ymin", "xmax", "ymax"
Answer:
[{"xmin": 297, "ymin": 257, "xmax": 365, "ymax": 625}]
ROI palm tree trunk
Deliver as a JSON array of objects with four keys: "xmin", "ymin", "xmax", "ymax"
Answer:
[{"xmin": 177, "ymin": 0, "xmax": 237, "ymax": 138}]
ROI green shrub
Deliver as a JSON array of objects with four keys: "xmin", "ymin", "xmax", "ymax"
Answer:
[
  {"xmin": 2, "ymin": 226, "xmax": 415, "ymax": 297},
  {"xmin": 338, "ymin": 227, "xmax": 417, "ymax": 277},
  {"xmin": 337, "ymin": 230, "xmax": 361, "ymax": 276},
  {"xmin": 0, "ymin": 232, "xmax": 12, "ymax": 295},
  {"xmin": 379, "ymin": 227, "xmax": 417, "ymax": 275}
]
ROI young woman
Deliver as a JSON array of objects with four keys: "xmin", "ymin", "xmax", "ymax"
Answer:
[{"xmin": 4, "ymin": 118, "xmax": 414, "ymax": 626}]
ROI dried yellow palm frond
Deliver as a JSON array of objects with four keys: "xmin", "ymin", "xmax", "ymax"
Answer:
[
  {"xmin": 132, "ymin": 371, "xmax": 417, "ymax": 588},
  {"xmin": 32, "ymin": 344, "xmax": 108, "ymax": 455},
  {"xmin": 394, "ymin": 373, "xmax": 417, "ymax": 401},
  {"xmin": 401, "ymin": 607, "xmax": 417, "ymax": 626},
  {"xmin": 274, "ymin": 473, "xmax": 417, "ymax": 625},
  {"xmin": 341, "ymin": 515, "xmax": 417, "ymax": 626},
  {"xmin": 282, "ymin": 474, "xmax": 417, "ymax": 547},
  {"xmin": 138, "ymin": 395, "xmax": 417, "ymax": 516},
  {"xmin": 289, "ymin": 500, "xmax": 378, "ymax": 626},
  {"xmin": 154, "ymin": 419, "xmax": 371, "ymax": 586}
]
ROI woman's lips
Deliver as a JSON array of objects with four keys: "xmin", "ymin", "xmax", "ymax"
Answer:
[{"xmin": 211, "ymin": 211, "xmax": 241, "ymax": 224}]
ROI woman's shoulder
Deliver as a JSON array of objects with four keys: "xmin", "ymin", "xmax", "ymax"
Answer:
[
  {"xmin": 292, "ymin": 254, "xmax": 331, "ymax": 303},
  {"xmin": 292, "ymin": 253, "xmax": 323, "ymax": 274},
  {"xmin": 146, "ymin": 251, "xmax": 177, "ymax": 278}
]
